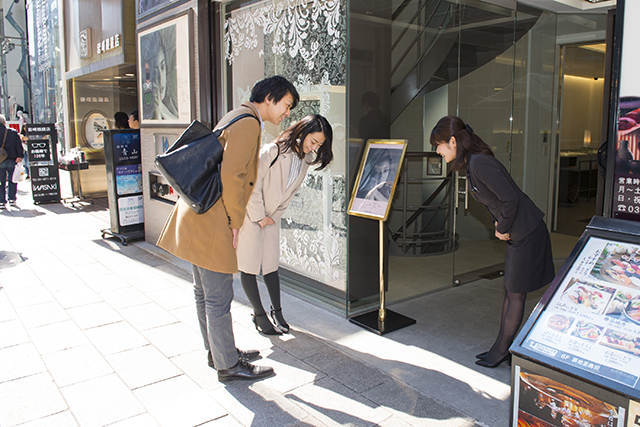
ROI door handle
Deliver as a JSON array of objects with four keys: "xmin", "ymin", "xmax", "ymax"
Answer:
[{"xmin": 457, "ymin": 174, "xmax": 468, "ymax": 211}]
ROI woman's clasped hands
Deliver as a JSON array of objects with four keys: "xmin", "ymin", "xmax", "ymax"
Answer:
[{"xmin": 258, "ymin": 217, "xmax": 275, "ymax": 228}]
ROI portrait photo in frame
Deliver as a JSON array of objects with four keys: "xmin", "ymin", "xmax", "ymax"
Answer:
[
  {"xmin": 348, "ymin": 140, "xmax": 407, "ymax": 221},
  {"xmin": 137, "ymin": 11, "xmax": 192, "ymax": 126}
]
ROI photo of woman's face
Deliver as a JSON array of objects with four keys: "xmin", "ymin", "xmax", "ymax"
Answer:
[{"xmin": 371, "ymin": 159, "xmax": 391, "ymax": 184}]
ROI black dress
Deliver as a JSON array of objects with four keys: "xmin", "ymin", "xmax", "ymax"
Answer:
[{"xmin": 467, "ymin": 154, "xmax": 555, "ymax": 293}]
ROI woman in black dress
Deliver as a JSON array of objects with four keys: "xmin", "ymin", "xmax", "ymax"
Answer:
[{"xmin": 430, "ymin": 116, "xmax": 555, "ymax": 368}]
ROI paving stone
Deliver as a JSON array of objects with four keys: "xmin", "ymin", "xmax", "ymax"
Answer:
[
  {"xmin": 106, "ymin": 344, "xmax": 182, "ymax": 389},
  {"xmin": 42, "ymin": 344, "xmax": 114, "ymax": 387},
  {"xmin": 60, "ymin": 374, "xmax": 145, "ymax": 427},
  {"xmin": 133, "ymin": 375, "xmax": 227, "ymax": 427},
  {"xmin": 84, "ymin": 321, "xmax": 149, "ymax": 355},
  {"xmin": 15, "ymin": 300, "xmax": 70, "ymax": 329},
  {"xmin": 67, "ymin": 301, "xmax": 122, "ymax": 329},
  {"xmin": 119, "ymin": 302, "xmax": 179, "ymax": 331},
  {"xmin": 0, "ymin": 372, "xmax": 68, "ymax": 426},
  {"xmin": 0, "ymin": 342, "xmax": 47, "ymax": 382},
  {"xmin": 28, "ymin": 320, "xmax": 89, "ymax": 354},
  {"xmin": 52, "ymin": 287, "xmax": 102, "ymax": 309},
  {"xmin": 140, "ymin": 322, "xmax": 202, "ymax": 358},
  {"xmin": 0, "ymin": 318, "xmax": 30, "ymax": 348}
]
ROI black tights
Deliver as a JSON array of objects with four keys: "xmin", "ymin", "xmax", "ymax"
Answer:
[
  {"xmin": 240, "ymin": 270, "xmax": 281, "ymax": 316},
  {"xmin": 484, "ymin": 290, "xmax": 527, "ymax": 365}
]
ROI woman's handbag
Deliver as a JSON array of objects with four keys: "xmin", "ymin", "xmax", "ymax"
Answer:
[{"xmin": 154, "ymin": 114, "xmax": 258, "ymax": 214}]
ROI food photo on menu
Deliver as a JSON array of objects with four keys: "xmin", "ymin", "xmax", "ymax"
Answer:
[
  {"xmin": 557, "ymin": 279, "xmax": 616, "ymax": 316},
  {"xmin": 589, "ymin": 242, "xmax": 640, "ymax": 289},
  {"xmin": 515, "ymin": 371, "xmax": 622, "ymax": 427}
]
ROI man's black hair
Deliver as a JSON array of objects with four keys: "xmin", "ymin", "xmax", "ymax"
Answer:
[
  {"xmin": 250, "ymin": 76, "xmax": 299, "ymax": 109},
  {"xmin": 130, "ymin": 110, "xmax": 139, "ymax": 121}
]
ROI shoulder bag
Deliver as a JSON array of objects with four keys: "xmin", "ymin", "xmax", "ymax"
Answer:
[
  {"xmin": 155, "ymin": 114, "xmax": 259, "ymax": 214},
  {"xmin": 0, "ymin": 128, "xmax": 8, "ymax": 164}
]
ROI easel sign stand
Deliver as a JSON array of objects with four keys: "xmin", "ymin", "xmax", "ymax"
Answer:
[{"xmin": 347, "ymin": 139, "xmax": 416, "ymax": 335}]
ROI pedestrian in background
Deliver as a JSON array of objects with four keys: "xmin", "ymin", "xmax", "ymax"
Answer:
[
  {"xmin": 237, "ymin": 114, "xmax": 333, "ymax": 335},
  {"xmin": 157, "ymin": 76, "xmax": 299, "ymax": 382},
  {"xmin": 114, "ymin": 112, "xmax": 130, "ymax": 129},
  {"xmin": 129, "ymin": 110, "xmax": 140, "ymax": 129},
  {"xmin": 430, "ymin": 115, "xmax": 554, "ymax": 368},
  {"xmin": 0, "ymin": 114, "xmax": 24, "ymax": 209}
]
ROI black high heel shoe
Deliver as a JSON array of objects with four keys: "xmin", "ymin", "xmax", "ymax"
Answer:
[
  {"xmin": 270, "ymin": 307, "xmax": 290, "ymax": 333},
  {"xmin": 475, "ymin": 353, "xmax": 511, "ymax": 368},
  {"xmin": 252, "ymin": 313, "xmax": 282, "ymax": 335},
  {"xmin": 475, "ymin": 351, "xmax": 489, "ymax": 359}
]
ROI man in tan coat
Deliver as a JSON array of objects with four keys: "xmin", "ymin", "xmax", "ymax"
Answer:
[{"xmin": 157, "ymin": 76, "xmax": 299, "ymax": 381}]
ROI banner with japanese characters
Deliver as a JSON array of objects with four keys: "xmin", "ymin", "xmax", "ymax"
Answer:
[
  {"xmin": 615, "ymin": 0, "xmax": 640, "ymax": 221},
  {"xmin": 523, "ymin": 237, "xmax": 640, "ymax": 391}
]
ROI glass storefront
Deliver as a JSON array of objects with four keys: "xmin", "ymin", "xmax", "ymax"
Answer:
[{"xmin": 216, "ymin": 0, "xmax": 613, "ymax": 316}]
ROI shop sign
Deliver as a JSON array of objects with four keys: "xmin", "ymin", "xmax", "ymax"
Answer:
[
  {"xmin": 79, "ymin": 28, "xmax": 91, "ymax": 59},
  {"xmin": 96, "ymin": 34, "xmax": 121, "ymax": 55}
]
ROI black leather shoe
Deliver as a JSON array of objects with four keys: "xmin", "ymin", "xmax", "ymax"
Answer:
[
  {"xmin": 217, "ymin": 360, "xmax": 274, "ymax": 382},
  {"xmin": 475, "ymin": 351, "xmax": 489, "ymax": 359},
  {"xmin": 208, "ymin": 349, "xmax": 260, "ymax": 368}
]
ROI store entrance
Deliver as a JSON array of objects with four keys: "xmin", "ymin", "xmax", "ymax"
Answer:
[{"xmin": 554, "ymin": 43, "xmax": 606, "ymax": 237}]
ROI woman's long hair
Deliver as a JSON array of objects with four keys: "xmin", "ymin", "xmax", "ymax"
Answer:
[
  {"xmin": 429, "ymin": 116, "xmax": 493, "ymax": 171},
  {"xmin": 275, "ymin": 114, "xmax": 334, "ymax": 170}
]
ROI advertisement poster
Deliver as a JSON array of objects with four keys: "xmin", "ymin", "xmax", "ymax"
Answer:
[
  {"xmin": 115, "ymin": 165, "xmax": 142, "ymax": 195},
  {"xmin": 118, "ymin": 195, "xmax": 144, "ymax": 226},
  {"xmin": 524, "ymin": 237, "xmax": 640, "ymax": 390},
  {"xmin": 513, "ymin": 367, "xmax": 624, "ymax": 427},
  {"xmin": 348, "ymin": 141, "xmax": 407, "ymax": 221},
  {"xmin": 614, "ymin": 0, "xmax": 640, "ymax": 221}
]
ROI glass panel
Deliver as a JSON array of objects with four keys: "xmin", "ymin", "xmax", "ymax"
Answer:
[{"xmin": 221, "ymin": 0, "xmax": 348, "ymax": 308}]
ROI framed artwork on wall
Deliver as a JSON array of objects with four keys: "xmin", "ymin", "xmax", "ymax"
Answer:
[
  {"xmin": 348, "ymin": 140, "xmax": 407, "ymax": 221},
  {"xmin": 137, "ymin": 10, "xmax": 193, "ymax": 126}
]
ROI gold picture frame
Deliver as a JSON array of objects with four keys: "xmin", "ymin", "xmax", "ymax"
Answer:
[{"xmin": 348, "ymin": 139, "xmax": 408, "ymax": 221}]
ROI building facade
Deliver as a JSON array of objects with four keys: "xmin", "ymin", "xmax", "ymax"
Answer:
[{"xmin": 127, "ymin": 0, "xmax": 618, "ymax": 316}]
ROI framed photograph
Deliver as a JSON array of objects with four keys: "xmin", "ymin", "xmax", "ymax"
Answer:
[
  {"xmin": 137, "ymin": 11, "xmax": 193, "ymax": 126},
  {"xmin": 348, "ymin": 140, "xmax": 407, "ymax": 221}
]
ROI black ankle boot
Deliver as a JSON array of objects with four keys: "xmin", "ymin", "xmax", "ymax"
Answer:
[
  {"xmin": 270, "ymin": 306, "xmax": 289, "ymax": 333},
  {"xmin": 252, "ymin": 313, "xmax": 281, "ymax": 335}
]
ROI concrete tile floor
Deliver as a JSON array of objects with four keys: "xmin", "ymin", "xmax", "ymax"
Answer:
[{"xmin": 0, "ymin": 180, "xmax": 577, "ymax": 426}]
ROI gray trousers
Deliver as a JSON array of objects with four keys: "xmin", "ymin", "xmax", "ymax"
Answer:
[{"xmin": 192, "ymin": 265, "xmax": 238, "ymax": 370}]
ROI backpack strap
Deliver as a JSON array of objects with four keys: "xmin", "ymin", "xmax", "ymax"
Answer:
[{"xmin": 1, "ymin": 127, "xmax": 7, "ymax": 148}]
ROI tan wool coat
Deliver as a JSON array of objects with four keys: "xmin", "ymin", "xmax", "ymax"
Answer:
[
  {"xmin": 156, "ymin": 103, "xmax": 262, "ymax": 274},
  {"xmin": 236, "ymin": 143, "xmax": 313, "ymax": 275}
]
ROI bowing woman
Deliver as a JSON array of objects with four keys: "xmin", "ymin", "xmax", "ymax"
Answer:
[
  {"xmin": 236, "ymin": 114, "xmax": 334, "ymax": 335},
  {"xmin": 430, "ymin": 116, "xmax": 555, "ymax": 368}
]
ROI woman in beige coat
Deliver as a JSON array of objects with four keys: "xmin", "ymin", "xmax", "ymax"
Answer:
[{"xmin": 236, "ymin": 115, "xmax": 333, "ymax": 335}]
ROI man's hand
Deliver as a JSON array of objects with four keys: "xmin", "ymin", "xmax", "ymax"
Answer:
[
  {"xmin": 495, "ymin": 229, "xmax": 511, "ymax": 241},
  {"xmin": 258, "ymin": 217, "xmax": 275, "ymax": 228},
  {"xmin": 232, "ymin": 228, "xmax": 239, "ymax": 249},
  {"xmin": 15, "ymin": 158, "xmax": 22, "ymax": 163}
]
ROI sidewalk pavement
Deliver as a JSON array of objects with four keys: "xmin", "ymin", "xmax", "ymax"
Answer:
[{"xmin": 0, "ymin": 180, "xmax": 553, "ymax": 427}]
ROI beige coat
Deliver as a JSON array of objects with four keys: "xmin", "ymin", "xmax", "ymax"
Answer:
[
  {"xmin": 156, "ymin": 104, "xmax": 262, "ymax": 274},
  {"xmin": 236, "ymin": 143, "xmax": 313, "ymax": 275}
]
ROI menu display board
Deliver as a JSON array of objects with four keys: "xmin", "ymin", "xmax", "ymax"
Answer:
[{"xmin": 523, "ymin": 236, "xmax": 640, "ymax": 391}]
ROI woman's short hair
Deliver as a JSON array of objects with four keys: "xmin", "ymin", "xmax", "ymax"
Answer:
[
  {"xmin": 275, "ymin": 114, "xmax": 333, "ymax": 170},
  {"xmin": 429, "ymin": 116, "xmax": 493, "ymax": 171},
  {"xmin": 250, "ymin": 76, "xmax": 300, "ymax": 110},
  {"xmin": 114, "ymin": 112, "xmax": 130, "ymax": 129}
]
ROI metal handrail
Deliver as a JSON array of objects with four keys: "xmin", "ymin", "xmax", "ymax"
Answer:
[{"xmin": 389, "ymin": 151, "xmax": 456, "ymax": 255}]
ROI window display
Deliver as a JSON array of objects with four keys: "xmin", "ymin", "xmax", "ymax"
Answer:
[{"xmin": 222, "ymin": 0, "xmax": 347, "ymax": 290}]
